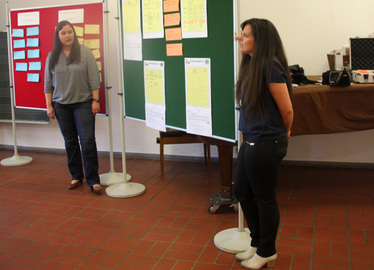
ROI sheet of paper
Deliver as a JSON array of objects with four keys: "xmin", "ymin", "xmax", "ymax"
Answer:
[
  {"xmin": 144, "ymin": 61, "xmax": 165, "ymax": 105},
  {"xmin": 78, "ymin": 38, "xmax": 84, "ymax": 45},
  {"xmin": 144, "ymin": 60, "xmax": 166, "ymax": 131},
  {"xmin": 123, "ymin": 0, "xmax": 141, "ymax": 33},
  {"xmin": 142, "ymin": 0, "xmax": 164, "ymax": 39},
  {"xmin": 163, "ymin": 0, "xmax": 180, "ymax": 13},
  {"xmin": 28, "ymin": 62, "xmax": 41, "ymax": 71},
  {"xmin": 165, "ymin": 27, "xmax": 182, "ymax": 41},
  {"xmin": 91, "ymin": 49, "xmax": 101, "ymax": 59},
  {"xmin": 146, "ymin": 103, "xmax": 166, "ymax": 131},
  {"xmin": 14, "ymin": 39, "xmax": 25, "ymax": 49},
  {"xmin": 166, "ymin": 43, "xmax": 183, "ymax": 56},
  {"xmin": 181, "ymin": 0, "xmax": 207, "ymax": 38},
  {"xmin": 74, "ymin": 26, "xmax": 84, "ymax": 37},
  {"xmin": 27, "ymin": 49, "xmax": 40, "ymax": 59},
  {"xmin": 26, "ymin": 26, "xmax": 39, "ymax": 36},
  {"xmin": 122, "ymin": 0, "xmax": 143, "ymax": 61},
  {"xmin": 85, "ymin": 24, "xmax": 100, "ymax": 34},
  {"xmin": 186, "ymin": 62, "xmax": 209, "ymax": 107},
  {"xmin": 84, "ymin": 39, "xmax": 100, "ymax": 49},
  {"xmin": 185, "ymin": 57, "xmax": 212, "ymax": 136},
  {"xmin": 15, "ymin": 62, "xmax": 27, "ymax": 71},
  {"xmin": 58, "ymin": 9, "xmax": 84, "ymax": 24},
  {"xmin": 14, "ymin": 51, "xmax": 26, "ymax": 60},
  {"xmin": 27, "ymin": 73, "xmax": 39, "ymax": 82},
  {"xmin": 26, "ymin": 38, "xmax": 39, "ymax": 47},
  {"xmin": 18, "ymin": 12, "xmax": 40, "ymax": 26},
  {"xmin": 124, "ymin": 33, "xmax": 143, "ymax": 61},
  {"xmin": 186, "ymin": 106, "xmax": 212, "ymax": 136},
  {"xmin": 164, "ymin": 13, "xmax": 180, "ymax": 27},
  {"xmin": 12, "ymin": 29, "xmax": 24, "ymax": 38}
]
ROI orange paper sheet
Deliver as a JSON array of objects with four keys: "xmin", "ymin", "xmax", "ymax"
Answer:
[
  {"xmin": 166, "ymin": 43, "xmax": 183, "ymax": 56},
  {"xmin": 163, "ymin": 0, "xmax": 179, "ymax": 13},
  {"xmin": 165, "ymin": 27, "xmax": 182, "ymax": 41},
  {"xmin": 164, "ymin": 13, "xmax": 180, "ymax": 27}
]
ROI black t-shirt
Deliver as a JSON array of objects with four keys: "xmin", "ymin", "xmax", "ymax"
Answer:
[{"xmin": 239, "ymin": 60, "xmax": 288, "ymax": 141}]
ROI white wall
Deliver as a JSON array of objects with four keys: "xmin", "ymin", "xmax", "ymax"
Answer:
[
  {"xmin": 238, "ymin": 0, "xmax": 374, "ymax": 75},
  {"xmin": 1, "ymin": 0, "xmax": 374, "ymax": 164}
]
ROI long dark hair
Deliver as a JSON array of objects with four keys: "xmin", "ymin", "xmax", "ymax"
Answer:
[
  {"xmin": 235, "ymin": 18, "xmax": 292, "ymax": 120},
  {"xmin": 49, "ymin": 20, "xmax": 81, "ymax": 70}
]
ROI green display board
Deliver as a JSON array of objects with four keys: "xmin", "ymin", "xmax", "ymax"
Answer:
[{"xmin": 121, "ymin": 0, "xmax": 236, "ymax": 141}]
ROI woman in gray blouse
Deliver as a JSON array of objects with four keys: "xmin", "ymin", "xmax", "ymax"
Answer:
[{"xmin": 44, "ymin": 20, "xmax": 103, "ymax": 194}]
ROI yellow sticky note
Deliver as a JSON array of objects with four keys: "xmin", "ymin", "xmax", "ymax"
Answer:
[
  {"xmin": 96, "ymin": 61, "xmax": 102, "ymax": 71},
  {"xmin": 91, "ymin": 49, "xmax": 101, "ymax": 59},
  {"xmin": 74, "ymin": 26, "xmax": 84, "ymax": 37},
  {"xmin": 85, "ymin": 24, "xmax": 100, "ymax": 34},
  {"xmin": 84, "ymin": 39, "xmax": 100, "ymax": 49}
]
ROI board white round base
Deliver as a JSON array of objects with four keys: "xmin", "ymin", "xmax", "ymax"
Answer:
[
  {"xmin": 214, "ymin": 228, "xmax": 251, "ymax": 253},
  {"xmin": 1, "ymin": 155, "xmax": 33, "ymax": 167},
  {"xmin": 105, "ymin": 182, "xmax": 145, "ymax": 198}
]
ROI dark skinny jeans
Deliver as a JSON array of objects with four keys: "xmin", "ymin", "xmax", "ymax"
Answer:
[
  {"xmin": 53, "ymin": 100, "xmax": 100, "ymax": 187},
  {"xmin": 234, "ymin": 136, "xmax": 288, "ymax": 257}
]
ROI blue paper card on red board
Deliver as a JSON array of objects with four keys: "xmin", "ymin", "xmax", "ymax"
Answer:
[
  {"xmin": 27, "ymin": 38, "xmax": 39, "ymax": 47},
  {"xmin": 15, "ymin": 62, "xmax": 28, "ymax": 71},
  {"xmin": 12, "ymin": 29, "xmax": 24, "ymax": 37},
  {"xmin": 27, "ymin": 49, "xmax": 40, "ymax": 59},
  {"xmin": 26, "ymin": 27, "xmax": 39, "ymax": 36},
  {"xmin": 14, "ymin": 50, "xmax": 26, "ymax": 60},
  {"xmin": 14, "ymin": 39, "xmax": 26, "ymax": 48},
  {"xmin": 29, "ymin": 62, "xmax": 41, "ymax": 71},
  {"xmin": 27, "ymin": 73, "xmax": 40, "ymax": 82}
]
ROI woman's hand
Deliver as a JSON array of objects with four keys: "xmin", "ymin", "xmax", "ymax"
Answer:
[
  {"xmin": 45, "ymin": 93, "xmax": 55, "ymax": 119},
  {"xmin": 47, "ymin": 106, "xmax": 55, "ymax": 119},
  {"xmin": 92, "ymin": 100, "xmax": 100, "ymax": 115}
]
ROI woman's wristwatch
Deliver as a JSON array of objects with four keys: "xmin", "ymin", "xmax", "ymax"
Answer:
[{"xmin": 93, "ymin": 98, "xmax": 100, "ymax": 103}]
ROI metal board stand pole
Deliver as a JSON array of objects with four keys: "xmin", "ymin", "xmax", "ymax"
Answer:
[
  {"xmin": 214, "ymin": 0, "xmax": 250, "ymax": 254},
  {"xmin": 99, "ymin": 2, "xmax": 131, "ymax": 185},
  {"xmin": 1, "ymin": 1, "xmax": 33, "ymax": 167},
  {"xmin": 99, "ymin": 85, "xmax": 131, "ymax": 186},
  {"xmin": 105, "ymin": 0, "xmax": 145, "ymax": 198}
]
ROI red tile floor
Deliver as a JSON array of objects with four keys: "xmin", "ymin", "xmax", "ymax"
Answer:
[{"xmin": 0, "ymin": 149, "xmax": 373, "ymax": 270}]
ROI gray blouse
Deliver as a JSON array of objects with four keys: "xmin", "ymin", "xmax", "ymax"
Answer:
[{"xmin": 44, "ymin": 45, "xmax": 100, "ymax": 104}]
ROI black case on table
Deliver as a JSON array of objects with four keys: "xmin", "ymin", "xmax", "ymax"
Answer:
[{"xmin": 350, "ymin": 38, "xmax": 374, "ymax": 70}]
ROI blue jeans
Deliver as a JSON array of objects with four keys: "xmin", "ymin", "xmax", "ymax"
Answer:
[
  {"xmin": 53, "ymin": 100, "xmax": 100, "ymax": 187},
  {"xmin": 234, "ymin": 136, "xmax": 288, "ymax": 257}
]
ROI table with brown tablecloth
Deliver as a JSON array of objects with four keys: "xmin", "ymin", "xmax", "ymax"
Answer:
[{"xmin": 292, "ymin": 83, "xmax": 374, "ymax": 136}]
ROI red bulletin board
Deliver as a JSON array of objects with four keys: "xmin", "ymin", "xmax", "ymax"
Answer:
[{"xmin": 9, "ymin": 2, "xmax": 106, "ymax": 114}]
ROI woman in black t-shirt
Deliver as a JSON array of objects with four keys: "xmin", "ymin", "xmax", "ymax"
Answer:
[{"xmin": 233, "ymin": 18, "xmax": 293, "ymax": 269}]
